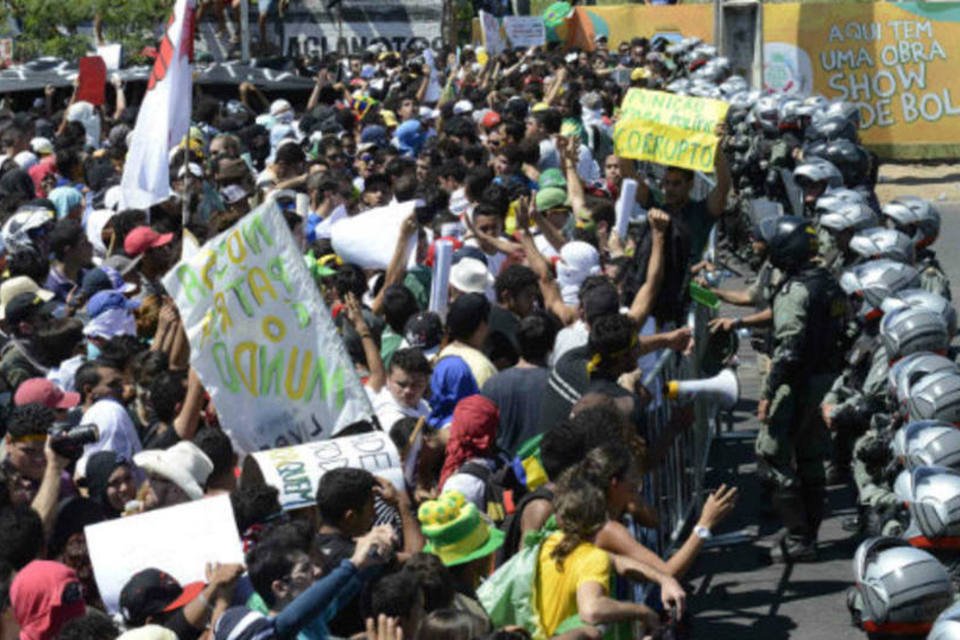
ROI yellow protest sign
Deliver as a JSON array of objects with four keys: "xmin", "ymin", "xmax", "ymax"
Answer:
[
  {"xmin": 763, "ymin": 1, "xmax": 960, "ymax": 159},
  {"xmin": 613, "ymin": 89, "xmax": 729, "ymax": 173}
]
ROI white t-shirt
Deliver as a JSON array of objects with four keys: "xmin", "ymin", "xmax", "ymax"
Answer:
[
  {"xmin": 550, "ymin": 320, "xmax": 589, "ymax": 366},
  {"xmin": 365, "ymin": 386, "xmax": 430, "ymax": 431},
  {"xmin": 76, "ymin": 399, "xmax": 142, "ymax": 478}
]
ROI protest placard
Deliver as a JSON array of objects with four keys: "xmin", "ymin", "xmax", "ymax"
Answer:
[
  {"xmin": 503, "ymin": 16, "xmax": 546, "ymax": 49},
  {"xmin": 85, "ymin": 495, "xmax": 244, "ymax": 614},
  {"xmin": 163, "ymin": 202, "xmax": 374, "ymax": 454},
  {"xmin": 613, "ymin": 89, "xmax": 729, "ymax": 173},
  {"xmin": 480, "ymin": 11, "xmax": 506, "ymax": 56},
  {"xmin": 330, "ymin": 200, "xmax": 418, "ymax": 270},
  {"xmin": 242, "ymin": 431, "xmax": 404, "ymax": 510}
]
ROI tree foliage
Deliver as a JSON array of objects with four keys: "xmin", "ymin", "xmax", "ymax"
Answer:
[{"xmin": 2, "ymin": 0, "xmax": 172, "ymax": 65}]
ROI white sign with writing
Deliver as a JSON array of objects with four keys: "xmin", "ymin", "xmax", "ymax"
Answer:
[
  {"xmin": 479, "ymin": 11, "xmax": 506, "ymax": 56},
  {"xmin": 248, "ymin": 431, "xmax": 403, "ymax": 510},
  {"xmin": 502, "ymin": 16, "xmax": 546, "ymax": 49},
  {"xmin": 85, "ymin": 495, "xmax": 244, "ymax": 614},
  {"xmin": 163, "ymin": 203, "xmax": 374, "ymax": 454}
]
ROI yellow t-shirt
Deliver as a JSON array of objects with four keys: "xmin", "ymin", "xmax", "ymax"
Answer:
[{"xmin": 536, "ymin": 531, "xmax": 612, "ymax": 637}]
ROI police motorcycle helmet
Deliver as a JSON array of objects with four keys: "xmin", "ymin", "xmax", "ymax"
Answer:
[
  {"xmin": 806, "ymin": 115, "xmax": 859, "ymax": 144},
  {"xmin": 892, "ymin": 421, "xmax": 960, "ymax": 472},
  {"xmin": 881, "ymin": 197, "xmax": 941, "ymax": 250},
  {"xmin": 882, "ymin": 289, "xmax": 957, "ymax": 338},
  {"xmin": 719, "ymin": 75, "xmax": 748, "ymax": 97},
  {"xmin": 929, "ymin": 601, "xmax": 960, "ymax": 640},
  {"xmin": 881, "ymin": 306, "xmax": 950, "ymax": 364},
  {"xmin": 819, "ymin": 200, "xmax": 878, "ymax": 234},
  {"xmin": 847, "ymin": 535, "xmax": 954, "ymax": 638},
  {"xmin": 665, "ymin": 78, "xmax": 691, "ymax": 95},
  {"xmin": 814, "ymin": 187, "xmax": 869, "ymax": 218},
  {"xmin": 808, "ymin": 138, "xmax": 872, "ymax": 188},
  {"xmin": 793, "ymin": 159, "xmax": 844, "ymax": 191},
  {"xmin": 751, "ymin": 95, "xmax": 781, "ymax": 135},
  {"xmin": 840, "ymin": 260, "xmax": 921, "ymax": 322},
  {"xmin": 888, "ymin": 352, "xmax": 960, "ymax": 413},
  {"xmin": 849, "ymin": 227, "xmax": 916, "ymax": 264},
  {"xmin": 766, "ymin": 215, "xmax": 818, "ymax": 272},
  {"xmin": 908, "ymin": 370, "xmax": 960, "ymax": 424},
  {"xmin": 804, "ymin": 94, "xmax": 829, "ymax": 111},
  {"xmin": 902, "ymin": 465, "xmax": 960, "ymax": 548},
  {"xmin": 819, "ymin": 99, "xmax": 863, "ymax": 129}
]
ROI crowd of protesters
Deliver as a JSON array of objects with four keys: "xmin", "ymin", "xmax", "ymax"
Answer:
[{"xmin": 0, "ymin": 21, "xmax": 945, "ymax": 640}]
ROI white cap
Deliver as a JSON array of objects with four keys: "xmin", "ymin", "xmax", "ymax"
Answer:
[{"xmin": 453, "ymin": 100, "xmax": 474, "ymax": 116}]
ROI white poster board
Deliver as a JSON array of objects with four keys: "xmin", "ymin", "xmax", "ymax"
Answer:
[
  {"xmin": 247, "ymin": 431, "xmax": 403, "ymax": 510},
  {"xmin": 502, "ymin": 16, "xmax": 546, "ymax": 49},
  {"xmin": 85, "ymin": 495, "xmax": 244, "ymax": 614},
  {"xmin": 479, "ymin": 11, "xmax": 506, "ymax": 56},
  {"xmin": 163, "ymin": 202, "xmax": 374, "ymax": 454},
  {"xmin": 330, "ymin": 200, "xmax": 417, "ymax": 270}
]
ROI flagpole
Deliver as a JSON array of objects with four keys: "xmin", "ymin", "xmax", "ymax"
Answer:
[{"xmin": 181, "ymin": 136, "xmax": 190, "ymax": 228}]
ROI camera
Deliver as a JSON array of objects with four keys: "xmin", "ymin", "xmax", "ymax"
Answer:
[{"xmin": 49, "ymin": 422, "xmax": 100, "ymax": 461}]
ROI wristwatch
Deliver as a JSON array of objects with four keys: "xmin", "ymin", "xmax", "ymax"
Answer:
[{"xmin": 694, "ymin": 525, "xmax": 712, "ymax": 540}]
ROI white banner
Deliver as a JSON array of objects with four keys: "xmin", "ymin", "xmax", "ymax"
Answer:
[
  {"xmin": 330, "ymin": 200, "xmax": 417, "ymax": 270},
  {"xmin": 121, "ymin": 0, "xmax": 195, "ymax": 210},
  {"xmin": 284, "ymin": 22, "xmax": 442, "ymax": 57},
  {"xmin": 163, "ymin": 203, "xmax": 374, "ymax": 454},
  {"xmin": 245, "ymin": 431, "xmax": 403, "ymax": 510},
  {"xmin": 502, "ymin": 16, "xmax": 546, "ymax": 49},
  {"xmin": 85, "ymin": 495, "xmax": 244, "ymax": 614}
]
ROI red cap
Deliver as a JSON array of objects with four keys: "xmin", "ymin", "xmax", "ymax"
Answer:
[
  {"xmin": 481, "ymin": 111, "xmax": 501, "ymax": 130},
  {"xmin": 14, "ymin": 378, "xmax": 80, "ymax": 409},
  {"xmin": 124, "ymin": 226, "xmax": 174, "ymax": 257},
  {"xmin": 162, "ymin": 581, "xmax": 206, "ymax": 613}
]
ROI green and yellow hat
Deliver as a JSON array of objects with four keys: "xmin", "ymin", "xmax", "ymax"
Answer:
[{"xmin": 418, "ymin": 491, "xmax": 504, "ymax": 567}]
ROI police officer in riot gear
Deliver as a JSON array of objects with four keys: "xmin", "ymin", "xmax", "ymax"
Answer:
[
  {"xmin": 756, "ymin": 215, "xmax": 848, "ymax": 562},
  {"xmin": 882, "ymin": 197, "xmax": 952, "ymax": 300}
]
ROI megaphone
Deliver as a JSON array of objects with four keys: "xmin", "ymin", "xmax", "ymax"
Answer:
[{"xmin": 665, "ymin": 368, "xmax": 740, "ymax": 411}]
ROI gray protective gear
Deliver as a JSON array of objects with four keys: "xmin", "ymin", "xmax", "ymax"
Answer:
[
  {"xmin": 929, "ymin": 601, "xmax": 960, "ymax": 640},
  {"xmin": 839, "ymin": 259, "xmax": 921, "ymax": 322},
  {"xmin": 882, "ymin": 196, "xmax": 941, "ymax": 249},
  {"xmin": 819, "ymin": 201, "xmax": 878, "ymax": 233},
  {"xmin": 849, "ymin": 227, "xmax": 915, "ymax": 264},
  {"xmin": 881, "ymin": 288, "xmax": 957, "ymax": 337},
  {"xmin": 888, "ymin": 352, "xmax": 959, "ymax": 413},
  {"xmin": 891, "ymin": 421, "xmax": 960, "ymax": 471},
  {"xmin": 848, "ymin": 536, "xmax": 954, "ymax": 635},
  {"xmin": 908, "ymin": 370, "xmax": 960, "ymax": 424},
  {"xmin": 793, "ymin": 159, "xmax": 844, "ymax": 189},
  {"xmin": 880, "ymin": 306, "xmax": 950, "ymax": 363}
]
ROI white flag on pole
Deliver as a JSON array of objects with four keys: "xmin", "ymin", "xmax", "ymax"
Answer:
[{"xmin": 121, "ymin": 0, "xmax": 196, "ymax": 210}]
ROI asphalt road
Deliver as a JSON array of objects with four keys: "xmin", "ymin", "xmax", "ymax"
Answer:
[{"xmin": 685, "ymin": 202, "xmax": 960, "ymax": 639}]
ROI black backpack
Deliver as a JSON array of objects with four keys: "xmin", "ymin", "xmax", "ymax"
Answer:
[{"xmin": 495, "ymin": 485, "xmax": 555, "ymax": 567}]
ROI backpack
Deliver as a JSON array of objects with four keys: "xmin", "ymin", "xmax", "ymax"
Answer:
[
  {"xmin": 458, "ymin": 461, "xmax": 514, "ymax": 524},
  {"xmin": 496, "ymin": 485, "xmax": 555, "ymax": 567}
]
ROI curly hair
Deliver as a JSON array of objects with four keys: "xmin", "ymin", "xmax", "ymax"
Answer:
[{"xmin": 549, "ymin": 465, "xmax": 608, "ymax": 571}]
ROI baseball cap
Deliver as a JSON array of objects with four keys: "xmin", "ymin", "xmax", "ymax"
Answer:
[
  {"xmin": 14, "ymin": 378, "xmax": 80, "ymax": 409},
  {"xmin": 403, "ymin": 312, "xmax": 444, "ymax": 359},
  {"xmin": 535, "ymin": 187, "xmax": 570, "ymax": 212},
  {"xmin": 0, "ymin": 276, "xmax": 54, "ymax": 321},
  {"xmin": 538, "ymin": 168, "xmax": 567, "ymax": 191},
  {"xmin": 453, "ymin": 100, "xmax": 474, "ymax": 115},
  {"xmin": 120, "ymin": 569, "xmax": 203, "ymax": 626},
  {"xmin": 87, "ymin": 290, "xmax": 140, "ymax": 318},
  {"xmin": 124, "ymin": 226, "xmax": 175, "ymax": 258},
  {"xmin": 5, "ymin": 291, "xmax": 51, "ymax": 325},
  {"xmin": 480, "ymin": 110, "xmax": 501, "ymax": 130}
]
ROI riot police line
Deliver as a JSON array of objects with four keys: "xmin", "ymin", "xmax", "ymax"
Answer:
[{"xmin": 656, "ymin": 36, "xmax": 960, "ymax": 639}]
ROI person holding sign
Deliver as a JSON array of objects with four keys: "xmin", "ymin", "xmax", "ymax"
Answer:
[{"xmin": 620, "ymin": 122, "xmax": 732, "ymax": 325}]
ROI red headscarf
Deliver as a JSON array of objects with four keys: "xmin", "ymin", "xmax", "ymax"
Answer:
[{"xmin": 439, "ymin": 395, "xmax": 500, "ymax": 489}]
